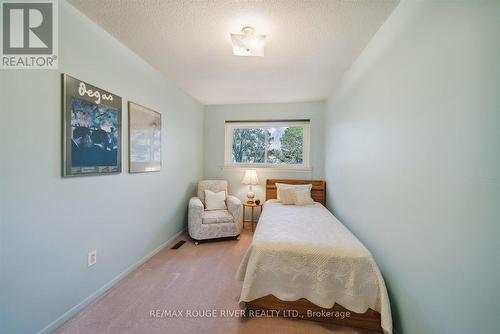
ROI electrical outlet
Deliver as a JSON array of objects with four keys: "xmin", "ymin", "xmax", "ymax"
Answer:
[{"xmin": 88, "ymin": 250, "xmax": 97, "ymax": 267}]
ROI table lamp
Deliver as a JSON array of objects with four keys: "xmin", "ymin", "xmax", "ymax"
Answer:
[{"xmin": 242, "ymin": 169, "xmax": 259, "ymax": 203}]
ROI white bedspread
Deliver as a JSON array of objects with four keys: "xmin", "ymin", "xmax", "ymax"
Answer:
[{"xmin": 236, "ymin": 200, "xmax": 392, "ymax": 334}]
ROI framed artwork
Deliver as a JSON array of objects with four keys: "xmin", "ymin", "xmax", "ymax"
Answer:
[
  {"xmin": 128, "ymin": 102, "xmax": 162, "ymax": 173},
  {"xmin": 62, "ymin": 74, "xmax": 122, "ymax": 177}
]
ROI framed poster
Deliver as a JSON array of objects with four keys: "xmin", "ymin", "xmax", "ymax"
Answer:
[
  {"xmin": 128, "ymin": 102, "xmax": 161, "ymax": 173},
  {"xmin": 62, "ymin": 74, "xmax": 122, "ymax": 177}
]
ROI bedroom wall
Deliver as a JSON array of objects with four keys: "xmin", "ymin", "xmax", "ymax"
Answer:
[
  {"xmin": 0, "ymin": 1, "xmax": 204, "ymax": 333},
  {"xmin": 324, "ymin": 1, "xmax": 500, "ymax": 333},
  {"xmin": 204, "ymin": 102, "xmax": 325, "ymax": 203}
]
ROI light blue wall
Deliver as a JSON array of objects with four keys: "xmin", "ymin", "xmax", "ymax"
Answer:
[
  {"xmin": 324, "ymin": 1, "xmax": 500, "ymax": 333},
  {"xmin": 0, "ymin": 1, "xmax": 204, "ymax": 333},
  {"xmin": 204, "ymin": 102, "xmax": 325, "ymax": 203}
]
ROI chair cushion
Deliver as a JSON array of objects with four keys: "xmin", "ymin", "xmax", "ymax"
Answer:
[
  {"xmin": 197, "ymin": 180, "xmax": 228, "ymax": 207},
  {"xmin": 202, "ymin": 210, "xmax": 234, "ymax": 225},
  {"xmin": 205, "ymin": 190, "xmax": 227, "ymax": 210}
]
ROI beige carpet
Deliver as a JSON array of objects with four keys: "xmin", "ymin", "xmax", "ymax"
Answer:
[{"xmin": 54, "ymin": 226, "xmax": 377, "ymax": 334}]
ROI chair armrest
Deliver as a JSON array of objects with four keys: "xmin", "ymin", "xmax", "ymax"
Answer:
[
  {"xmin": 227, "ymin": 195, "xmax": 241, "ymax": 212},
  {"xmin": 227, "ymin": 195, "xmax": 243, "ymax": 232},
  {"xmin": 189, "ymin": 197, "xmax": 204, "ymax": 214},
  {"xmin": 188, "ymin": 197, "xmax": 204, "ymax": 239}
]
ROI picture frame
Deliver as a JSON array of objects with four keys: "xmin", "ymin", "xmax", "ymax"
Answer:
[
  {"xmin": 62, "ymin": 74, "xmax": 122, "ymax": 177},
  {"xmin": 128, "ymin": 102, "xmax": 162, "ymax": 173}
]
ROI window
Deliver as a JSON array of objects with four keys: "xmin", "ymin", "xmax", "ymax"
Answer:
[{"xmin": 224, "ymin": 121, "xmax": 310, "ymax": 169}]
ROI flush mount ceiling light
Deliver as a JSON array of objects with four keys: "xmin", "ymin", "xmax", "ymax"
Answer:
[{"xmin": 230, "ymin": 26, "xmax": 266, "ymax": 57}]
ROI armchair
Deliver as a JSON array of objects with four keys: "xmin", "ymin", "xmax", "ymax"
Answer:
[{"xmin": 188, "ymin": 180, "xmax": 242, "ymax": 244}]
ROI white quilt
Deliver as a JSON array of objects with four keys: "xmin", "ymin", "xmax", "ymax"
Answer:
[{"xmin": 236, "ymin": 201, "xmax": 392, "ymax": 334}]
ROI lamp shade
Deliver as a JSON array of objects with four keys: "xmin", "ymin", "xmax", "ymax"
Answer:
[{"xmin": 242, "ymin": 169, "xmax": 259, "ymax": 185}]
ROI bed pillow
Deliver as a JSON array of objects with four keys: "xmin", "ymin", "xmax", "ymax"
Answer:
[
  {"xmin": 294, "ymin": 188, "xmax": 315, "ymax": 205},
  {"xmin": 204, "ymin": 190, "xmax": 227, "ymax": 210},
  {"xmin": 276, "ymin": 183, "xmax": 312, "ymax": 201},
  {"xmin": 279, "ymin": 188, "xmax": 296, "ymax": 205}
]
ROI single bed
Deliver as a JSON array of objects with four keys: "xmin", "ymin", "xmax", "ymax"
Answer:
[{"xmin": 236, "ymin": 179, "xmax": 392, "ymax": 334}]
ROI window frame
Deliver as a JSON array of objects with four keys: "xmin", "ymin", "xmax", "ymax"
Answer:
[{"xmin": 224, "ymin": 121, "xmax": 311, "ymax": 170}]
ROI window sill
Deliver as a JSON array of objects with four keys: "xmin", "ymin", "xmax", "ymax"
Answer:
[{"xmin": 221, "ymin": 165, "xmax": 313, "ymax": 172}]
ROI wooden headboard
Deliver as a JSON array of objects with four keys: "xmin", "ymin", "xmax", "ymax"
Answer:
[{"xmin": 266, "ymin": 179, "xmax": 326, "ymax": 206}]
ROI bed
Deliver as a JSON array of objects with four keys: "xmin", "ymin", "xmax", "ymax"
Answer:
[{"xmin": 236, "ymin": 179, "xmax": 392, "ymax": 334}]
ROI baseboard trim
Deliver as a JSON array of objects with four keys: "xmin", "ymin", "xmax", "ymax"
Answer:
[{"xmin": 37, "ymin": 229, "xmax": 185, "ymax": 334}]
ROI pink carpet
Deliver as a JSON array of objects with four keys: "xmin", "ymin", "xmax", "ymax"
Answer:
[{"xmin": 54, "ymin": 227, "xmax": 377, "ymax": 334}]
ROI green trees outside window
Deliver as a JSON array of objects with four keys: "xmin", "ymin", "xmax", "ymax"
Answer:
[{"xmin": 232, "ymin": 126, "xmax": 304, "ymax": 165}]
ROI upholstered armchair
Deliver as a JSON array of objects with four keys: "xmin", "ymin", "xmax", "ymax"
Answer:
[{"xmin": 188, "ymin": 180, "xmax": 243, "ymax": 244}]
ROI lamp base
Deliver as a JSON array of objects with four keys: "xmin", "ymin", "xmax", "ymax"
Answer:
[{"xmin": 247, "ymin": 189, "xmax": 255, "ymax": 203}]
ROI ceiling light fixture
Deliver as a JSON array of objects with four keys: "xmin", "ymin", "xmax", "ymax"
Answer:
[{"xmin": 230, "ymin": 26, "xmax": 266, "ymax": 57}]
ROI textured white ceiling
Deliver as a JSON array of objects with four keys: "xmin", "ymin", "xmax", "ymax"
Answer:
[{"xmin": 68, "ymin": 0, "xmax": 399, "ymax": 105}]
